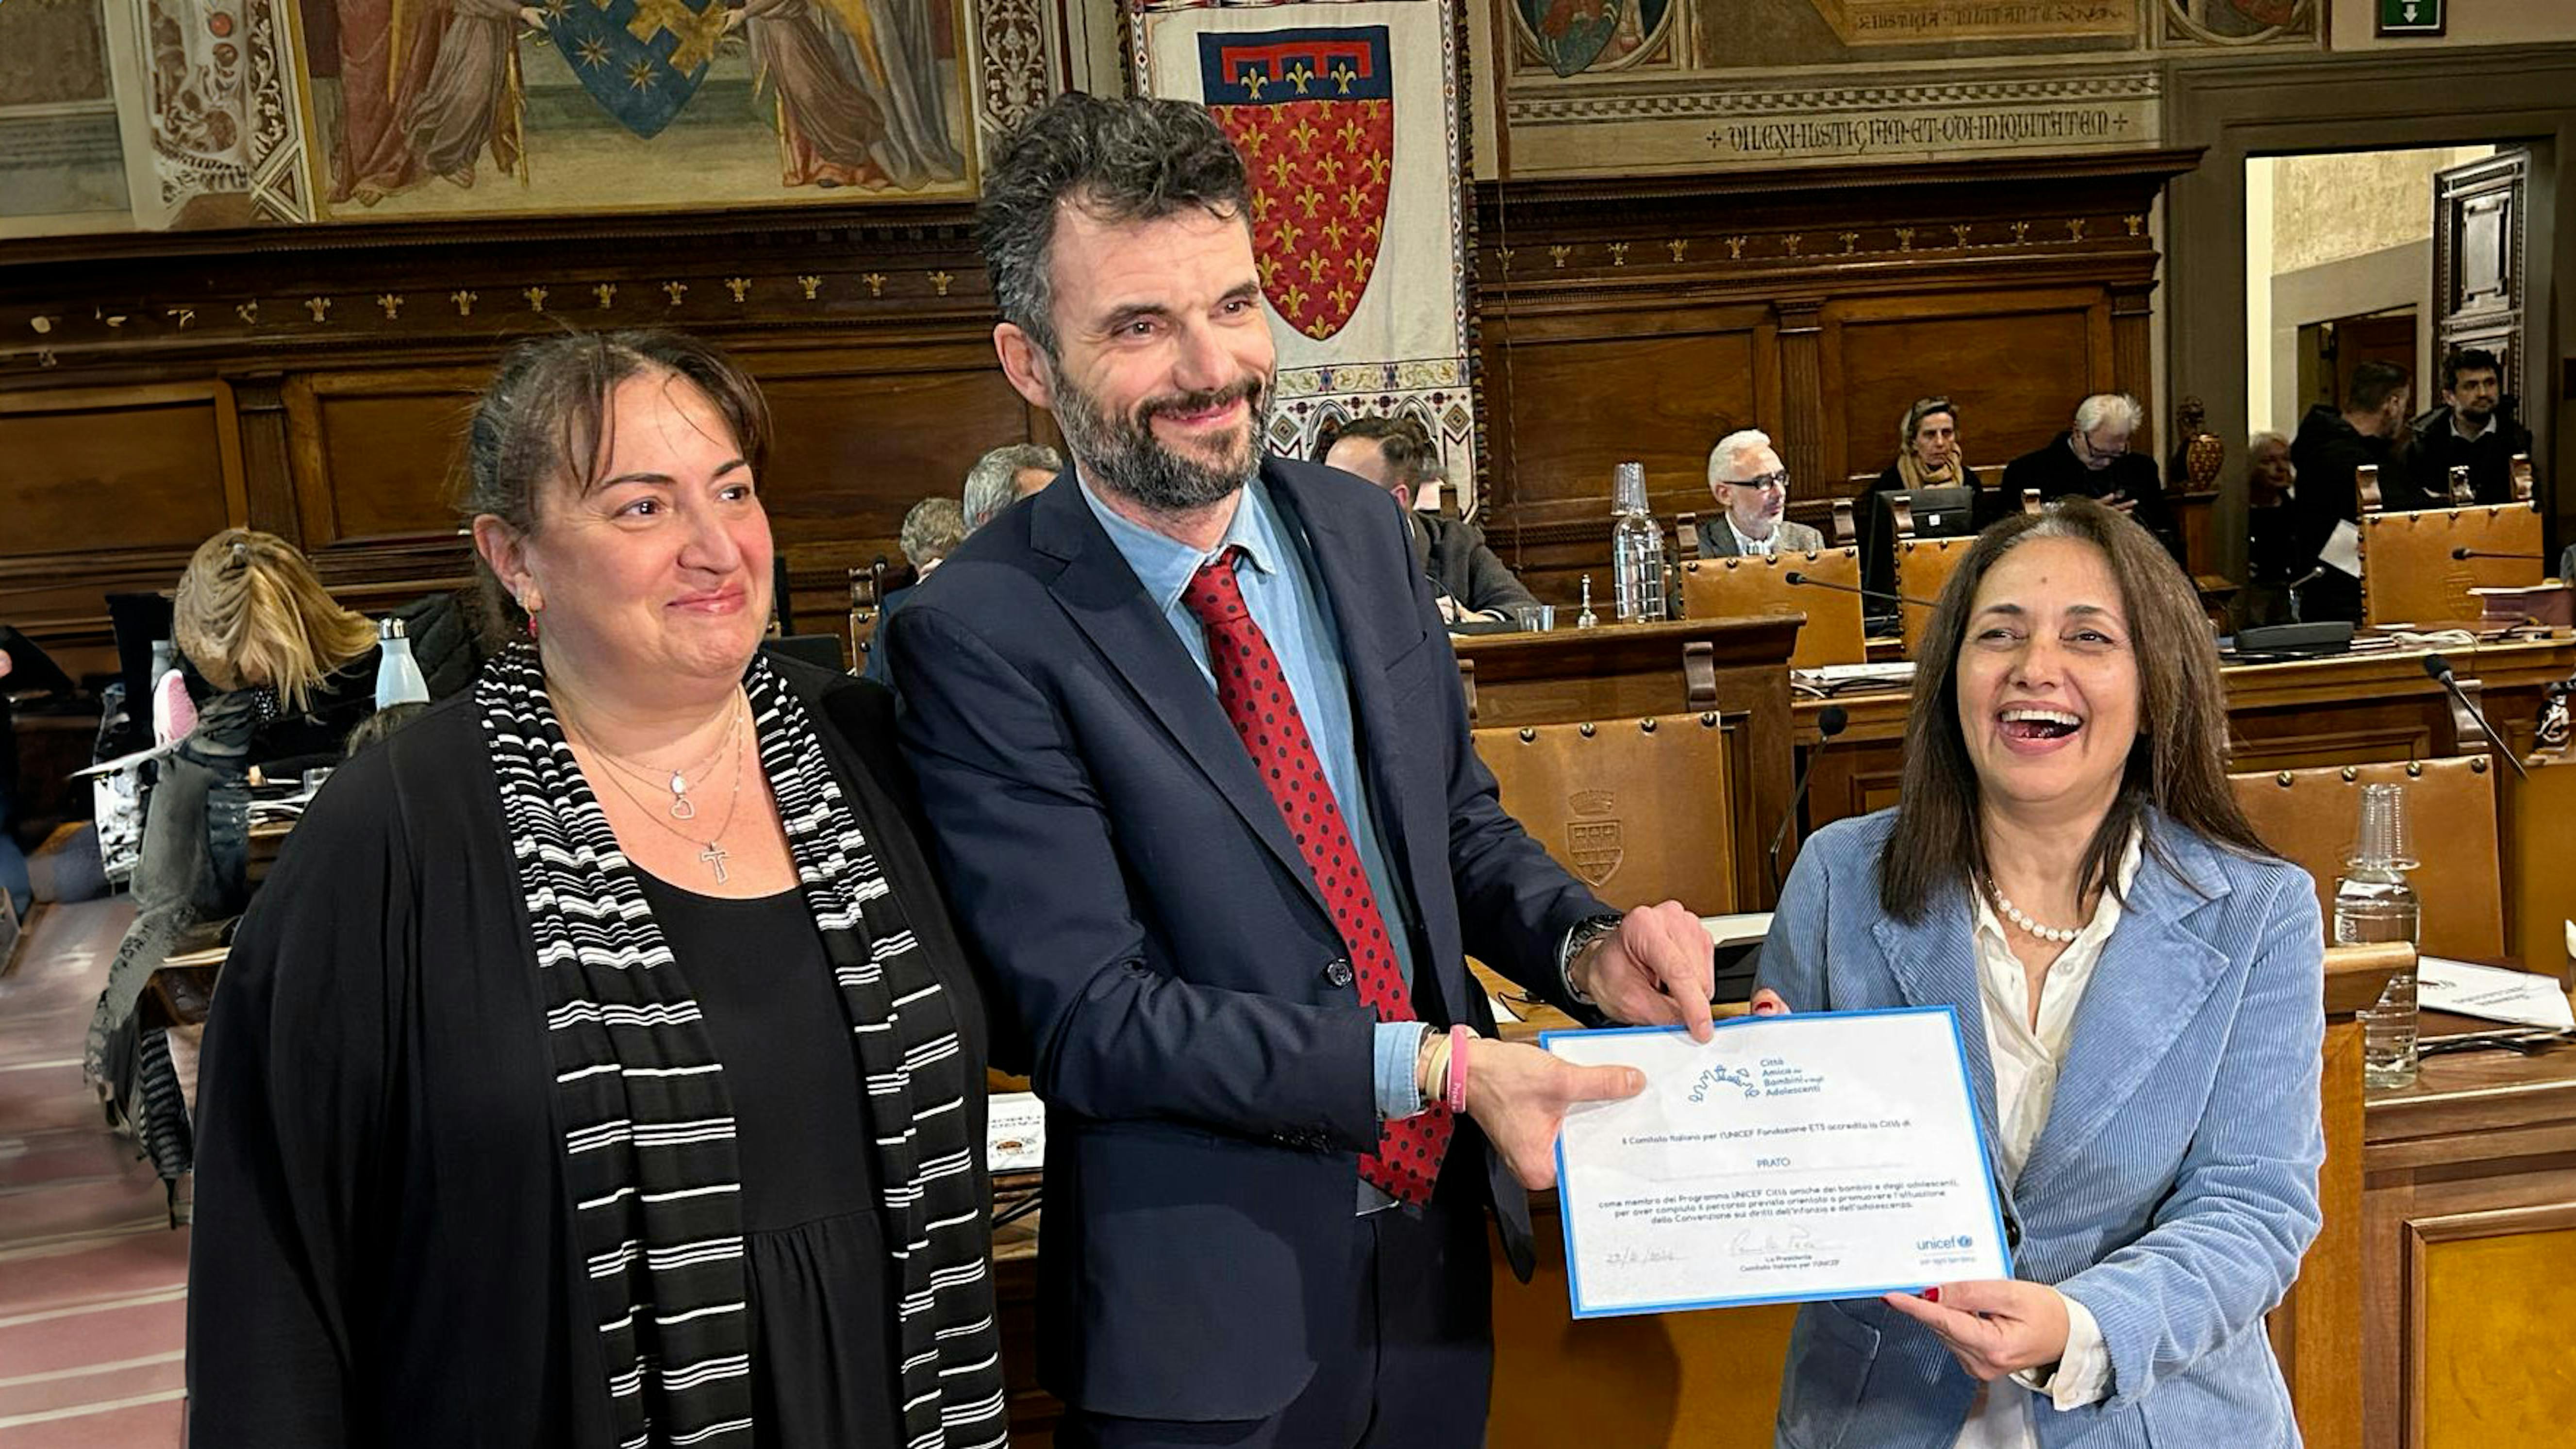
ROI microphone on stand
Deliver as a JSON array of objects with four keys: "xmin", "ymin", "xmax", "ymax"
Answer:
[
  {"xmin": 1782, "ymin": 571, "xmax": 1938, "ymax": 611},
  {"xmin": 2451, "ymin": 548, "xmax": 2547, "ymax": 561},
  {"xmin": 2422, "ymin": 653, "xmax": 2531, "ymax": 781},
  {"xmin": 1768, "ymin": 704, "xmax": 1849, "ymax": 895}
]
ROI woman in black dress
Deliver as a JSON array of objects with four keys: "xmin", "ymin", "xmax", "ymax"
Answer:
[{"xmin": 187, "ymin": 331, "xmax": 1007, "ymax": 1448}]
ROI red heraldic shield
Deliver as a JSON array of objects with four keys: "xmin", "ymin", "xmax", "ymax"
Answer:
[{"xmin": 1197, "ymin": 27, "xmax": 1395, "ymax": 342}]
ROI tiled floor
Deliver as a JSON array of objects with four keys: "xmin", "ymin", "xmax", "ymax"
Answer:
[{"xmin": 0, "ymin": 898, "xmax": 186, "ymax": 1446}]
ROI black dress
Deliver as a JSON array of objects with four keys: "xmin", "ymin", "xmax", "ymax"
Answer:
[
  {"xmin": 632, "ymin": 871, "xmax": 905, "ymax": 1449},
  {"xmin": 187, "ymin": 661, "xmax": 988, "ymax": 1448}
]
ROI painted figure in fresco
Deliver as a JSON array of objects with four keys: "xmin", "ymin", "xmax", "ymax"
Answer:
[
  {"xmin": 728, "ymin": 0, "xmax": 965, "ymax": 189},
  {"xmin": 322, "ymin": 0, "xmax": 537, "ymax": 203},
  {"xmin": 400, "ymin": 0, "xmax": 541, "ymax": 186}
]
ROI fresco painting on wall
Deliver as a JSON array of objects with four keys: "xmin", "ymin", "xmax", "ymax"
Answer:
[
  {"xmin": 0, "ymin": 0, "xmax": 133, "ymax": 230},
  {"xmin": 1513, "ymin": 0, "xmax": 1671, "ymax": 78},
  {"xmin": 293, "ymin": 0, "xmax": 976, "ymax": 219}
]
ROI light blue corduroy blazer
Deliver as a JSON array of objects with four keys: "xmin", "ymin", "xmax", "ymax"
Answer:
[{"xmin": 1755, "ymin": 807, "xmax": 2326, "ymax": 1449}]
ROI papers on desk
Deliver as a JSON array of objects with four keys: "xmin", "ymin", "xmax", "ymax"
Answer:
[
  {"xmin": 1792, "ymin": 662, "xmax": 1914, "ymax": 698},
  {"xmin": 987, "ymin": 1092, "xmax": 1046, "ymax": 1172},
  {"xmin": 2319, "ymin": 519, "xmax": 2361, "ymax": 579},
  {"xmin": 2418, "ymin": 957, "xmax": 2576, "ymax": 1032},
  {"xmin": 1701, "ymin": 913, "xmax": 1772, "ymax": 950}
]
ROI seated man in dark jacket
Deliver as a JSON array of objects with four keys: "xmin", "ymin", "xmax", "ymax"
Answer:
[
  {"xmin": 1322, "ymin": 415, "xmax": 1540, "ymax": 622},
  {"xmin": 2000, "ymin": 393, "xmax": 2182, "ymax": 565},
  {"xmin": 2405, "ymin": 347, "xmax": 2532, "ymax": 507},
  {"xmin": 2288, "ymin": 360, "xmax": 2411, "ymax": 622}
]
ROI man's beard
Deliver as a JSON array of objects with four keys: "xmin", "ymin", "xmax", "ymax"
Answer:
[
  {"xmin": 2461, "ymin": 397, "xmax": 2496, "ymax": 423},
  {"xmin": 1051, "ymin": 367, "xmax": 1270, "ymax": 514}
]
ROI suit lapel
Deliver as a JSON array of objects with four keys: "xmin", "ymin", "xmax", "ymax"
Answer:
[
  {"xmin": 2014, "ymin": 827, "xmax": 2236, "ymax": 1198},
  {"xmin": 1030, "ymin": 475, "xmax": 1328, "ymax": 916},
  {"xmin": 1869, "ymin": 905, "xmax": 2004, "ymax": 1165},
  {"xmin": 1267, "ymin": 467, "xmax": 1461, "ymax": 1018}
]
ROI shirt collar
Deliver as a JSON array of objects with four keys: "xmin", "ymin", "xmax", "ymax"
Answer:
[
  {"xmin": 1726, "ymin": 514, "xmax": 1777, "ymax": 556},
  {"xmin": 1074, "ymin": 466, "xmax": 1282, "ymax": 614},
  {"xmin": 2452, "ymin": 411, "xmax": 2493, "ymax": 442}
]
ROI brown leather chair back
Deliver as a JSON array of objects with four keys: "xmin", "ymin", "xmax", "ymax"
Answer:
[
  {"xmin": 1676, "ymin": 548, "xmax": 1866, "ymax": 670},
  {"xmin": 1895, "ymin": 536, "xmax": 1975, "ymax": 656},
  {"xmin": 2227, "ymin": 755, "xmax": 2505, "ymax": 960},
  {"xmin": 2356, "ymin": 493, "xmax": 2545, "ymax": 628},
  {"xmin": 1473, "ymin": 714, "xmax": 1736, "ymax": 915}
]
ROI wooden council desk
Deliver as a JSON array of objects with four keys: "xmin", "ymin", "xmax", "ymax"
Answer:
[
  {"xmin": 1453, "ymin": 615, "xmax": 1802, "ymax": 910},
  {"xmin": 1794, "ymin": 634, "xmax": 2576, "ymax": 835}
]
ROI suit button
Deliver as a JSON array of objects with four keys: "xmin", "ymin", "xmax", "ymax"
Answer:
[{"xmin": 1324, "ymin": 958, "xmax": 1354, "ymax": 988}]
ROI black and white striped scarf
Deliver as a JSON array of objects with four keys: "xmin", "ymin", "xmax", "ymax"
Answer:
[{"xmin": 477, "ymin": 645, "xmax": 1006, "ymax": 1449}]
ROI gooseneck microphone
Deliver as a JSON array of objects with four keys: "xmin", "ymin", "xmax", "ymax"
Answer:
[
  {"xmin": 1782, "ymin": 571, "xmax": 1938, "ymax": 611},
  {"xmin": 1768, "ymin": 704, "xmax": 1849, "ymax": 894},
  {"xmin": 2451, "ymin": 547, "xmax": 2547, "ymax": 562},
  {"xmin": 2422, "ymin": 653, "xmax": 2531, "ymax": 781}
]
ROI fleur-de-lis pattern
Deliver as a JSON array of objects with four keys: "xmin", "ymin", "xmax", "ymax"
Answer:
[{"xmin": 1199, "ymin": 27, "xmax": 1394, "ymax": 341}]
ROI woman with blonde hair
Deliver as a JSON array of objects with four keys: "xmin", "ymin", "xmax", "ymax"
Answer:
[
  {"xmin": 85, "ymin": 531, "xmax": 384, "ymax": 1202},
  {"xmin": 173, "ymin": 530, "xmax": 378, "ymax": 713}
]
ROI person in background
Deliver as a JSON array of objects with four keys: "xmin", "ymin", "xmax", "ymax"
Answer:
[
  {"xmin": 863, "ymin": 495, "xmax": 967, "ymax": 685},
  {"xmin": 962, "ymin": 440, "xmax": 1065, "ymax": 531},
  {"xmin": 1695, "ymin": 428, "xmax": 1824, "ymax": 559},
  {"xmin": 0, "ymin": 648, "xmax": 23, "ymax": 921},
  {"xmin": 83, "ymin": 530, "xmax": 381, "ymax": 1202},
  {"xmin": 2000, "ymin": 395, "xmax": 2181, "ymax": 565},
  {"xmin": 2404, "ymin": 347, "xmax": 2530, "ymax": 507},
  {"xmin": 2289, "ymin": 359, "xmax": 2410, "ymax": 622},
  {"xmin": 1322, "ymin": 414, "xmax": 1540, "ymax": 622},
  {"xmin": 1758, "ymin": 496, "xmax": 2323, "ymax": 1449},
  {"xmin": 188, "ymin": 330, "xmax": 1004, "ymax": 1447},
  {"xmin": 1859, "ymin": 396, "xmax": 1994, "ymax": 605},
  {"xmin": 2242, "ymin": 432, "xmax": 2300, "ymax": 629}
]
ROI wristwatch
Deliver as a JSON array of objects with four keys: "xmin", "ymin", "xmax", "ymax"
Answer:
[{"xmin": 1558, "ymin": 913, "xmax": 1625, "ymax": 1007}]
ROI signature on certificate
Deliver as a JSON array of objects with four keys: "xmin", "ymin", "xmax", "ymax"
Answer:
[{"xmin": 1727, "ymin": 1223, "xmax": 1834, "ymax": 1259}]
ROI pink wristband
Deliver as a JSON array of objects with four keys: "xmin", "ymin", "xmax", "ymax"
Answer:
[{"xmin": 1446, "ymin": 1025, "xmax": 1473, "ymax": 1114}]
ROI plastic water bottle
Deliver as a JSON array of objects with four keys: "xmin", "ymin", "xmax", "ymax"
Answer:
[
  {"xmin": 374, "ymin": 617, "xmax": 429, "ymax": 709},
  {"xmin": 1610, "ymin": 463, "xmax": 1667, "ymax": 623},
  {"xmin": 2334, "ymin": 783, "xmax": 2420, "ymax": 1088}
]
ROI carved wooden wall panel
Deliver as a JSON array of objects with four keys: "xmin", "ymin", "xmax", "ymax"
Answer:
[
  {"xmin": 1821, "ymin": 288, "xmax": 2112, "ymax": 483},
  {"xmin": 1473, "ymin": 151, "xmax": 2195, "ymax": 602},
  {"xmin": 0, "ymin": 203, "xmax": 1039, "ymax": 675}
]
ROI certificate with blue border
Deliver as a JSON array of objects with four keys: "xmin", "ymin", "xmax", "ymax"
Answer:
[{"xmin": 1542, "ymin": 1006, "xmax": 2012, "ymax": 1319}]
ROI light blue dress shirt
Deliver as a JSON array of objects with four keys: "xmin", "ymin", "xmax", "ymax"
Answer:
[{"xmin": 1075, "ymin": 474, "xmax": 1434, "ymax": 1146}]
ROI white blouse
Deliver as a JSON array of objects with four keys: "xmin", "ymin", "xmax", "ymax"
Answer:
[{"xmin": 1952, "ymin": 833, "xmax": 2141, "ymax": 1447}]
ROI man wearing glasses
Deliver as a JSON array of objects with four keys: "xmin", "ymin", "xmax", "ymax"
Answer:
[
  {"xmin": 1696, "ymin": 428, "xmax": 1823, "ymax": 559},
  {"xmin": 2002, "ymin": 392, "xmax": 2183, "ymax": 563}
]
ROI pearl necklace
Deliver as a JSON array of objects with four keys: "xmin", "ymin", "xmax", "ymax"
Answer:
[{"xmin": 1988, "ymin": 881, "xmax": 2082, "ymax": 944}]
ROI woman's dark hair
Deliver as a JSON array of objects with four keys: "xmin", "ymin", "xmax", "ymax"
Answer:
[
  {"xmin": 1878, "ymin": 496, "xmax": 2268, "ymax": 922},
  {"xmin": 457, "ymin": 329, "xmax": 771, "ymax": 632}
]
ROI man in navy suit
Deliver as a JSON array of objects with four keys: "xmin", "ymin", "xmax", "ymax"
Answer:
[{"xmin": 890, "ymin": 94, "xmax": 1720, "ymax": 1448}]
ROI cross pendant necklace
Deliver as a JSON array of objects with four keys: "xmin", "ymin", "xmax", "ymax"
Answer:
[{"xmin": 698, "ymin": 842, "xmax": 730, "ymax": 883}]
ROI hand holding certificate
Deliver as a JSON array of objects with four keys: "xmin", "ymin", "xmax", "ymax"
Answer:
[{"xmin": 1544, "ymin": 1007, "xmax": 2011, "ymax": 1317}]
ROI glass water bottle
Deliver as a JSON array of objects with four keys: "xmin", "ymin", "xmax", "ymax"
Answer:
[
  {"xmin": 1610, "ymin": 462, "xmax": 1667, "ymax": 623},
  {"xmin": 2334, "ymin": 782, "xmax": 2421, "ymax": 1089}
]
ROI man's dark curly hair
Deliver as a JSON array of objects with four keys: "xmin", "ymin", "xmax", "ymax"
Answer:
[{"xmin": 977, "ymin": 92, "xmax": 1251, "ymax": 358}]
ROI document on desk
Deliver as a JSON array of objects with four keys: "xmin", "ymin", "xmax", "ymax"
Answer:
[{"xmin": 1544, "ymin": 1008, "xmax": 2011, "ymax": 1318}]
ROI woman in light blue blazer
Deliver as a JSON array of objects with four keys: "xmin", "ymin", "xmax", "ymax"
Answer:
[{"xmin": 1755, "ymin": 496, "xmax": 2325, "ymax": 1449}]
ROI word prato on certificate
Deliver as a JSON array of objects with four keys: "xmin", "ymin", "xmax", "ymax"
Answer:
[{"xmin": 1544, "ymin": 1008, "xmax": 2011, "ymax": 1318}]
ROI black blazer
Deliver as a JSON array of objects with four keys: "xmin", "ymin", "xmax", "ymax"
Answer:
[{"xmin": 888, "ymin": 459, "xmax": 1606, "ymax": 1421}]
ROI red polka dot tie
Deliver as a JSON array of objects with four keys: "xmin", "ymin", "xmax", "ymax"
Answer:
[{"xmin": 1180, "ymin": 547, "xmax": 1450, "ymax": 1205}]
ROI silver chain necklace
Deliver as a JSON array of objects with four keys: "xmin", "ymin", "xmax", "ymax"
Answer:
[{"xmin": 575, "ymin": 695, "xmax": 740, "ymax": 821}]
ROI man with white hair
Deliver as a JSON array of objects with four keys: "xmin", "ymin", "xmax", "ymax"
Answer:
[
  {"xmin": 2001, "ymin": 393, "xmax": 2181, "ymax": 561},
  {"xmin": 1694, "ymin": 429, "xmax": 1823, "ymax": 559},
  {"xmin": 962, "ymin": 441, "xmax": 1065, "ymax": 531}
]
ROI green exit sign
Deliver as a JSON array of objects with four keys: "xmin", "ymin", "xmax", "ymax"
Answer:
[{"xmin": 2378, "ymin": 0, "xmax": 2445, "ymax": 35}]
